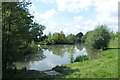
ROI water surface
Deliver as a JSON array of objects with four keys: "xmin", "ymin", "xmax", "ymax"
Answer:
[{"xmin": 15, "ymin": 44, "xmax": 99, "ymax": 71}]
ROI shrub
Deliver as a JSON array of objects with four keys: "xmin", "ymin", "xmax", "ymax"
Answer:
[
  {"xmin": 85, "ymin": 25, "xmax": 111, "ymax": 50},
  {"xmin": 74, "ymin": 55, "xmax": 89, "ymax": 62}
]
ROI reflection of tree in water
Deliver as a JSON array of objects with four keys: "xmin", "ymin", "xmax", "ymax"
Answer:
[
  {"xmin": 68, "ymin": 46, "xmax": 74, "ymax": 63},
  {"xmin": 44, "ymin": 45, "xmax": 78, "ymax": 62},
  {"xmin": 16, "ymin": 48, "xmax": 45, "ymax": 62},
  {"xmin": 75, "ymin": 44, "xmax": 84, "ymax": 51},
  {"xmin": 47, "ymin": 45, "xmax": 65, "ymax": 57},
  {"xmin": 85, "ymin": 46, "xmax": 100, "ymax": 59},
  {"xmin": 46, "ymin": 45, "xmax": 78, "ymax": 57},
  {"xmin": 14, "ymin": 48, "xmax": 46, "ymax": 69},
  {"xmin": 25, "ymin": 48, "xmax": 46, "ymax": 62},
  {"xmin": 63, "ymin": 45, "xmax": 76, "ymax": 63}
]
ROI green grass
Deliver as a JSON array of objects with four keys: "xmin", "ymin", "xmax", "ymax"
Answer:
[{"xmin": 53, "ymin": 40, "xmax": 119, "ymax": 78}]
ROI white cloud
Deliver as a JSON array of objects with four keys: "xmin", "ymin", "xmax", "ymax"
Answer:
[
  {"xmin": 43, "ymin": 22, "xmax": 63, "ymax": 34},
  {"xmin": 29, "ymin": 0, "xmax": 119, "ymax": 35},
  {"xmin": 61, "ymin": 19, "xmax": 96, "ymax": 35},
  {"xmin": 56, "ymin": 0, "xmax": 93, "ymax": 12},
  {"xmin": 36, "ymin": 0, "xmax": 93, "ymax": 12},
  {"xmin": 93, "ymin": 0, "xmax": 119, "ymax": 32},
  {"xmin": 93, "ymin": 0, "xmax": 118, "ymax": 14},
  {"xmin": 32, "ymin": 9, "xmax": 57, "ymax": 23},
  {"xmin": 74, "ymin": 16, "xmax": 84, "ymax": 21},
  {"xmin": 40, "ymin": 0, "xmax": 56, "ymax": 3}
]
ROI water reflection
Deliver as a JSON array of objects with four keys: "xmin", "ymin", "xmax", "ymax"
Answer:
[
  {"xmin": 15, "ymin": 48, "xmax": 45, "ymax": 69},
  {"xmin": 25, "ymin": 48, "xmax": 46, "ymax": 62},
  {"xmin": 15, "ymin": 44, "xmax": 100, "ymax": 71},
  {"xmin": 85, "ymin": 46, "xmax": 100, "ymax": 59},
  {"xmin": 46, "ymin": 45, "xmax": 65, "ymax": 57}
]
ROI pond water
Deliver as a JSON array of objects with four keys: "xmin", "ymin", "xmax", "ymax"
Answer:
[{"xmin": 15, "ymin": 44, "xmax": 100, "ymax": 71}]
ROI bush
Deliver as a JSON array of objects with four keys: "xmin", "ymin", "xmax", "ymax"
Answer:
[
  {"xmin": 74, "ymin": 55, "xmax": 89, "ymax": 62},
  {"xmin": 85, "ymin": 25, "xmax": 111, "ymax": 50},
  {"xmin": 115, "ymin": 32, "xmax": 120, "ymax": 41},
  {"xmin": 81, "ymin": 36, "xmax": 86, "ymax": 43}
]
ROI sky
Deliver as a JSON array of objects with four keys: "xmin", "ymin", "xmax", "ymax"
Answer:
[{"xmin": 28, "ymin": 0, "xmax": 119, "ymax": 35}]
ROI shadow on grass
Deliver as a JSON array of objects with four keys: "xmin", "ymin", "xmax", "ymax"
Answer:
[
  {"xmin": 107, "ymin": 48, "xmax": 120, "ymax": 49},
  {"xmin": 2, "ymin": 68, "xmax": 53, "ymax": 80},
  {"xmin": 52, "ymin": 65, "xmax": 79, "ymax": 75}
]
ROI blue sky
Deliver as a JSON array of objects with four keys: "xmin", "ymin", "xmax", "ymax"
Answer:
[{"xmin": 29, "ymin": 0, "xmax": 119, "ymax": 35}]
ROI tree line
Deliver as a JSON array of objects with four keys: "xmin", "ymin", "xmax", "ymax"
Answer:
[
  {"xmin": 39, "ymin": 31, "xmax": 83, "ymax": 45},
  {"xmin": 39, "ymin": 25, "xmax": 119, "ymax": 51}
]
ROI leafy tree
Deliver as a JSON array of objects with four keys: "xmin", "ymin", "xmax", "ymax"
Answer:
[
  {"xmin": 109, "ymin": 31, "xmax": 115, "ymax": 40},
  {"xmin": 75, "ymin": 32, "xmax": 83, "ymax": 42},
  {"xmin": 81, "ymin": 31, "xmax": 92, "ymax": 43},
  {"xmin": 2, "ymin": 2, "xmax": 33, "ymax": 69},
  {"xmin": 41, "ymin": 34, "xmax": 48, "ymax": 42},
  {"xmin": 115, "ymin": 32, "xmax": 120, "ymax": 41},
  {"xmin": 66, "ymin": 34, "xmax": 76, "ymax": 44},
  {"xmin": 29, "ymin": 22, "xmax": 45, "ymax": 42},
  {"xmin": 81, "ymin": 36, "xmax": 86, "ymax": 43},
  {"xmin": 47, "ymin": 31, "xmax": 65, "ymax": 44},
  {"xmin": 85, "ymin": 25, "xmax": 111, "ymax": 50},
  {"xmin": 2, "ymin": 2, "xmax": 45, "ymax": 70}
]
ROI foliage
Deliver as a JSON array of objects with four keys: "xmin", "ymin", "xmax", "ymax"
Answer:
[
  {"xmin": 26, "ymin": 40, "xmax": 37, "ymax": 54},
  {"xmin": 109, "ymin": 31, "xmax": 115, "ymax": 40},
  {"xmin": 115, "ymin": 32, "xmax": 120, "ymax": 41},
  {"xmin": 2, "ymin": 2, "xmax": 32, "ymax": 69},
  {"xmin": 81, "ymin": 35, "xmax": 86, "ymax": 43},
  {"xmin": 81, "ymin": 31, "xmax": 91, "ymax": 43},
  {"xmin": 74, "ymin": 55, "xmax": 89, "ymax": 62},
  {"xmin": 29, "ymin": 22, "xmax": 46, "ymax": 42},
  {"xmin": 66, "ymin": 34, "xmax": 76, "ymax": 44},
  {"xmin": 85, "ymin": 25, "xmax": 111, "ymax": 50},
  {"xmin": 41, "ymin": 31, "xmax": 67, "ymax": 44},
  {"xmin": 52, "ymin": 31, "xmax": 66, "ymax": 44},
  {"xmin": 75, "ymin": 32, "xmax": 83, "ymax": 42},
  {"xmin": 41, "ymin": 32, "xmax": 84, "ymax": 44},
  {"xmin": 2, "ymin": 2, "xmax": 45, "ymax": 70}
]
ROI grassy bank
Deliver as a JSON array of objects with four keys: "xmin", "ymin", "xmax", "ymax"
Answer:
[{"xmin": 53, "ymin": 40, "xmax": 118, "ymax": 78}]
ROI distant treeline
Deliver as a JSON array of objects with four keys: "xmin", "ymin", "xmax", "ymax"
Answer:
[
  {"xmin": 39, "ymin": 31, "xmax": 84, "ymax": 45},
  {"xmin": 38, "ymin": 25, "xmax": 119, "ymax": 51}
]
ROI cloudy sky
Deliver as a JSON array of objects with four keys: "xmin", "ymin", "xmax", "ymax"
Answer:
[{"xmin": 29, "ymin": 0, "xmax": 119, "ymax": 35}]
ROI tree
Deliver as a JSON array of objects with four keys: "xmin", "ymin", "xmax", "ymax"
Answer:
[
  {"xmin": 115, "ymin": 32, "xmax": 120, "ymax": 41},
  {"xmin": 2, "ymin": 2, "xmax": 45, "ymax": 70},
  {"xmin": 2, "ymin": 2, "xmax": 33, "ymax": 69},
  {"xmin": 42, "ymin": 31, "xmax": 67, "ymax": 44},
  {"xmin": 109, "ymin": 31, "xmax": 115, "ymax": 40},
  {"xmin": 29, "ymin": 22, "xmax": 45, "ymax": 42},
  {"xmin": 51, "ymin": 31, "xmax": 66, "ymax": 44},
  {"xmin": 66, "ymin": 34, "xmax": 76, "ymax": 44},
  {"xmin": 81, "ymin": 31, "xmax": 92, "ymax": 43},
  {"xmin": 85, "ymin": 25, "xmax": 111, "ymax": 50},
  {"xmin": 76, "ymin": 32, "xmax": 83, "ymax": 42}
]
